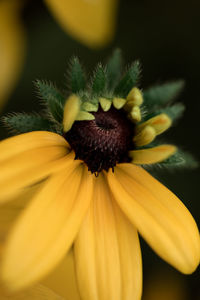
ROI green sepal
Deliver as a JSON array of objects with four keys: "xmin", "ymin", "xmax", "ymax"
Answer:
[
  {"xmin": 91, "ymin": 64, "xmax": 107, "ymax": 96},
  {"xmin": 143, "ymin": 80, "xmax": 185, "ymax": 110},
  {"xmin": 144, "ymin": 103, "xmax": 185, "ymax": 122},
  {"xmin": 69, "ymin": 57, "xmax": 86, "ymax": 93},
  {"xmin": 158, "ymin": 150, "xmax": 198, "ymax": 170},
  {"xmin": 114, "ymin": 60, "xmax": 141, "ymax": 97},
  {"xmin": 35, "ymin": 80, "xmax": 65, "ymax": 123},
  {"xmin": 106, "ymin": 49, "xmax": 122, "ymax": 90},
  {"xmin": 2, "ymin": 113, "xmax": 55, "ymax": 134}
]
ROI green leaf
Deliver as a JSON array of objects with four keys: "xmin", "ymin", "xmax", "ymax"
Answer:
[
  {"xmin": 91, "ymin": 64, "xmax": 107, "ymax": 96},
  {"xmin": 144, "ymin": 103, "xmax": 185, "ymax": 122},
  {"xmin": 69, "ymin": 57, "xmax": 86, "ymax": 93},
  {"xmin": 2, "ymin": 113, "xmax": 54, "ymax": 134},
  {"xmin": 143, "ymin": 80, "xmax": 185, "ymax": 109},
  {"xmin": 106, "ymin": 49, "xmax": 122, "ymax": 90},
  {"xmin": 35, "ymin": 80, "xmax": 65, "ymax": 122},
  {"xmin": 159, "ymin": 150, "xmax": 198, "ymax": 169},
  {"xmin": 114, "ymin": 60, "xmax": 141, "ymax": 97}
]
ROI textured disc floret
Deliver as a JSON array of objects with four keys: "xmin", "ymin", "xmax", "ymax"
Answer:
[{"xmin": 65, "ymin": 107, "xmax": 134, "ymax": 173}]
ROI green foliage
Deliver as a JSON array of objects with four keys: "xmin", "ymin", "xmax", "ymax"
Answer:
[
  {"xmin": 2, "ymin": 113, "xmax": 54, "ymax": 134},
  {"xmin": 159, "ymin": 150, "xmax": 198, "ymax": 170},
  {"xmin": 69, "ymin": 57, "xmax": 86, "ymax": 93},
  {"xmin": 144, "ymin": 103, "xmax": 185, "ymax": 122},
  {"xmin": 114, "ymin": 60, "xmax": 141, "ymax": 97},
  {"xmin": 143, "ymin": 80, "xmax": 185, "ymax": 110},
  {"xmin": 35, "ymin": 80, "xmax": 65, "ymax": 123},
  {"xmin": 106, "ymin": 49, "xmax": 122, "ymax": 90},
  {"xmin": 91, "ymin": 64, "xmax": 107, "ymax": 96}
]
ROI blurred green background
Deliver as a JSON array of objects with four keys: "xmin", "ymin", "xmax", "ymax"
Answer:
[{"xmin": 1, "ymin": 0, "xmax": 199, "ymax": 299}]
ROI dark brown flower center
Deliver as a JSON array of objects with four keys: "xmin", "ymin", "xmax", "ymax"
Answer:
[{"xmin": 64, "ymin": 107, "xmax": 134, "ymax": 174}]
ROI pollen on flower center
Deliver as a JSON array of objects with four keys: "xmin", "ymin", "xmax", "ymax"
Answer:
[{"xmin": 64, "ymin": 107, "xmax": 134, "ymax": 173}]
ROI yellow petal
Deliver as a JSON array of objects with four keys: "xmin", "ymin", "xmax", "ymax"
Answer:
[
  {"xmin": 129, "ymin": 106, "xmax": 141, "ymax": 122},
  {"xmin": 1, "ymin": 162, "xmax": 94, "ymax": 292},
  {"xmin": 129, "ymin": 144, "xmax": 177, "ymax": 164},
  {"xmin": 43, "ymin": 249, "xmax": 80, "ymax": 300},
  {"xmin": 0, "ymin": 131, "xmax": 69, "ymax": 162},
  {"xmin": 99, "ymin": 97, "xmax": 112, "ymax": 112},
  {"xmin": 76, "ymin": 110, "xmax": 95, "ymax": 121},
  {"xmin": 74, "ymin": 173, "xmax": 142, "ymax": 300},
  {"xmin": 44, "ymin": 0, "xmax": 118, "ymax": 48},
  {"xmin": 113, "ymin": 97, "xmax": 126, "ymax": 109},
  {"xmin": 0, "ymin": 0, "xmax": 25, "ymax": 110},
  {"xmin": 137, "ymin": 113, "xmax": 172, "ymax": 136},
  {"xmin": 82, "ymin": 101, "xmax": 98, "ymax": 112},
  {"xmin": 126, "ymin": 87, "xmax": 143, "ymax": 106},
  {"xmin": 0, "ymin": 146, "xmax": 71, "ymax": 203},
  {"xmin": 0, "ymin": 284, "xmax": 64, "ymax": 300},
  {"xmin": 0, "ymin": 183, "xmax": 43, "ymax": 242},
  {"xmin": 133, "ymin": 125, "xmax": 156, "ymax": 147},
  {"xmin": 63, "ymin": 95, "xmax": 81, "ymax": 132},
  {"xmin": 107, "ymin": 164, "xmax": 200, "ymax": 274}
]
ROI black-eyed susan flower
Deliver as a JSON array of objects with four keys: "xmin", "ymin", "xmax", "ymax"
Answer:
[{"xmin": 0, "ymin": 50, "xmax": 199, "ymax": 300}]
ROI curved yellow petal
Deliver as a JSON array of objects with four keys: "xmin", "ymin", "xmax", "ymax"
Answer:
[
  {"xmin": 44, "ymin": 0, "xmax": 118, "ymax": 48},
  {"xmin": 113, "ymin": 97, "xmax": 126, "ymax": 109},
  {"xmin": 0, "ymin": 145, "xmax": 71, "ymax": 203},
  {"xmin": 99, "ymin": 97, "xmax": 112, "ymax": 112},
  {"xmin": 0, "ymin": 0, "xmax": 25, "ymax": 110},
  {"xmin": 133, "ymin": 125, "xmax": 156, "ymax": 147},
  {"xmin": 129, "ymin": 144, "xmax": 177, "ymax": 164},
  {"xmin": 129, "ymin": 105, "xmax": 141, "ymax": 123},
  {"xmin": 126, "ymin": 87, "xmax": 143, "ymax": 106},
  {"xmin": 137, "ymin": 113, "xmax": 172, "ymax": 136},
  {"xmin": 63, "ymin": 95, "xmax": 81, "ymax": 132},
  {"xmin": 43, "ymin": 249, "xmax": 80, "ymax": 300},
  {"xmin": 107, "ymin": 164, "xmax": 200, "ymax": 274},
  {"xmin": 74, "ymin": 173, "xmax": 142, "ymax": 300},
  {"xmin": 0, "ymin": 131, "xmax": 69, "ymax": 162},
  {"xmin": 1, "ymin": 162, "xmax": 94, "ymax": 292},
  {"xmin": 0, "ymin": 284, "xmax": 64, "ymax": 300},
  {"xmin": 0, "ymin": 183, "xmax": 43, "ymax": 242}
]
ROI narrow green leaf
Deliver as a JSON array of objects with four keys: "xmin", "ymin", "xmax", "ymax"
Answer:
[
  {"xmin": 92, "ymin": 64, "xmax": 107, "ymax": 96},
  {"xmin": 106, "ymin": 49, "xmax": 122, "ymax": 90},
  {"xmin": 2, "ymin": 113, "xmax": 54, "ymax": 134},
  {"xmin": 35, "ymin": 80, "xmax": 65, "ymax": 122},
  {"xmin": 159, "ymin": 150, "xmax": 198, "ymax": 169},
  {"xmin": 114, "ymin": 60, "xmax": 141, "ymax": 97},
  {"xmin": 143, "ymin": 80, "xmax": 185, "ymax": 109},
  {"xmin": 69, "ymin": 57, "xmax": 86, "ymax": 93}
]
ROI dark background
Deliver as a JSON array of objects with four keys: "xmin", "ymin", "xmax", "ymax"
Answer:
[{"xmin": 1, "ymin": 0, "xmax": 199, "ymax": 299}]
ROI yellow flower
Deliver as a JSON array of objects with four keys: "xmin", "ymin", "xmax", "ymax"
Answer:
[{"xmin": 0, "ymin": 52, "xmax": 199, "ymax": 300}]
